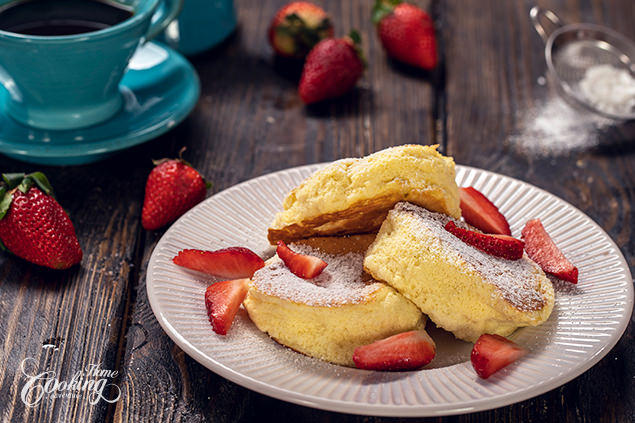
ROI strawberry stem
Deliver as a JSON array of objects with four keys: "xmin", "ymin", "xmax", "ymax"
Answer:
[
  {"xmin": 0, "ymin": 186, "xmax": 10, "ymax": 220},
  {"xmin": 372, "ymin": 0, "xmax": 400, "ymax": 24},
  {"xmin": 177, "ymin": 146, "xmax": 187, "ymax": 161},
  {"xmin": 27, "ymin": 172, "xmax": 54, "ymax": 196},
  {"xmin": 346, "ymin": 30, "xmax": 367, "ymax": 68},
  {"xmin": 277, "ymin": 13, "xmax": 332, "ymax": 58},
  {"xmin": 2, "ymin": 173, "xmax": 25, "ymax": 190}
]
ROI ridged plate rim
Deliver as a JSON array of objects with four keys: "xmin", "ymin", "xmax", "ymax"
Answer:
[{"xmin": 146, "ymin": 163, "xmax": 633, "ymax": 417}]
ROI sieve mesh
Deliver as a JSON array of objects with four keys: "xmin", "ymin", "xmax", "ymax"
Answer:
[{"xmin": 532, "ymin": 7, "xmax": 635, "ymax": 119}]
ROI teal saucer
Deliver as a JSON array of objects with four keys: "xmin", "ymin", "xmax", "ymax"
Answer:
[{"xmin": 0, "ymin": 42, "xmax": 200, "ymax": 165}]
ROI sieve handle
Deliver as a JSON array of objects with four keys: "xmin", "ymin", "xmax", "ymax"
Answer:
[{"xmin": 530, "ymin": 6, "xmax": 564, "ymax": 43}]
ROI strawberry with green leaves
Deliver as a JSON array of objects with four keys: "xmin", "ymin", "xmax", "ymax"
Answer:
[
  {"xmin": 0, "ymin": 172, "xmax": 82, "ymax": 269},
  {"xmin": 373, "ymin": 0, "xmax": 438, "ymax": 70},
  {"xmin": 142, "ymin": 149, "xmax": 210, "ymax": 231},
  {"xmin": 269, "ymin": 2, "xmax": 334, "ymax": 59},
  {"xmin": 298, "ymin": 31, "xmax": 365, "ymax": 104}
]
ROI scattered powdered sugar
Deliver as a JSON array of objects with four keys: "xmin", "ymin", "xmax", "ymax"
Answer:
[
  {"xmin": 508, "ymin": 95, "xmax": 612, "ymax": 156},
  {"xmin": 578, "ymin": 64, "xmax": 635, "ymax": 116},
  {"xmin": 251, "ymin": 244, "xmax": 382, "ymax": 307},
  {"xmin": 396, "ymin": 203, "xmax": 548, "ymax": 312}
]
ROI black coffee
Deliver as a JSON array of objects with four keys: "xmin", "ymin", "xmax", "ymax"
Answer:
[{"xmin": 0, "ymin": 0, "xmax": 134, "ymax": 36}]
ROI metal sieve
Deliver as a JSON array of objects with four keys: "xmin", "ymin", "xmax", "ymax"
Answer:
[{"xmin": 530, "ymin": 6, "xmax": 635, "ymax": 120}]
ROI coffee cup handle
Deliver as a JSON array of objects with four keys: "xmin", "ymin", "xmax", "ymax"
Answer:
[{"xmin": 145, "ymin": 0, "xmax": 184, "ymax": 41}]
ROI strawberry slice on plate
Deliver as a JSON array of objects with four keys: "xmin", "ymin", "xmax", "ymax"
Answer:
[
  {"xmin": 445, "ymin": 221, "xmax": 524, "ymax": 260},
  {"xmin": 471, "ymin": 334, "xmax": 527, "ymax": 379},
  {"xmin": 353, "ymin": 329, "xmax": 436, "ymax": 371},
  {"xmin": 204, "ymin": 278, "xmax": 249, "ymax": 335},
  {"xmin": 521, "ymin": 219, "xmax": 579, "ymax": 283},
  {"xmin": 173, "ymin": 247, "xmax": 265, "ymax": 279},
  {"xmin": 459, "ymin": 187, "xmax": 511, "ymax": 235},
  {"xmin": 276, "ymin": 240, "xmax": 327, "ymax": 279}
]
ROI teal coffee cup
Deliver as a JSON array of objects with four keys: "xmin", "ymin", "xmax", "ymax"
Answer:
[
  {"xmin": 0, "ymin": 0, "xmax": 183, "ymax": 130},
  {"xmin": 161, "ymin": 0, "xmax": 236, "ymax": 56}
]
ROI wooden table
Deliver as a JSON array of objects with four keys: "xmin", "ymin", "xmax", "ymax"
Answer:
[{"xmin": 1, "ymin": 0, "xmax": 633, "ymax": 421}]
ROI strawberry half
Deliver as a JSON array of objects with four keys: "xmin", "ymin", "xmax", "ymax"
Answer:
[
  {"xmin": 353, "ymin": 330, "xmax": 436, "ymax": 371},
  {"xmin": 521, "ymin": 219, "xmax": 578, "ymax": 283},
  {"xmin": 459, "ymin": 187, "xmax": 511, "ymax": 235},
  {"xmin": 276, "ymin": 240, "xmax": 327, "ymax": 279},
  {"xmin": 268, "ymin": 1, "xmax": 334, "ymax": 59},
  {"xmin": 445, "ymin": 221, "xmax": 524, "ymax": 260},
  {"xmin": 373, "ymin": 0, "xmax": 438, "ymax": 70},
  {"xmin": 471, "ymin": 334, "xmax": 527, "ymax": 379},
  {"xmin": 173, "ymin": 247, "xmax": 265, "ymax": 279},
  {"xmin": 204, "ymin": 278, "xmax": 249, "ymax": 335},
  {"xmin": 298, "ymin": 31, "xmax": 365, "ymax": 104}
]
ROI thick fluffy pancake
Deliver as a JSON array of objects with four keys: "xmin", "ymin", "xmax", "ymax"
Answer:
[
  {"xmin": 363, "ymin": 203, "xmax": 555, "ymax": 342},
  {"xmin": 268, "ymin": 145, "xmax": 460, "ymax": 243},
  {"xmin": 243, "ymin": 234, "xmax": 424, "ymax": 366}
]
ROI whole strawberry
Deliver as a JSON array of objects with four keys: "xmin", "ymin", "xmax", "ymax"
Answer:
[
  {"xmin": 299, "ymin": 31, "xmax": 365, "ymax": 104},
  {"xmin": 373, "ymin": 0, "xmax": 438, "ymax": 70},
  {"xmin": 0, "ymin": 172, "xmax": 82, "ymax": 269},
  {"xmin": 142, "ymin": 149, "xmax": 209, "ymax": 230},
  {"xmin": 268, "ymin": 1, "xmax": 334, "ymax": 59}
]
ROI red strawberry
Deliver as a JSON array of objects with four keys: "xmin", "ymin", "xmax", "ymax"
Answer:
[
  {"xmin": 0, "ymin": 172, "xmax": 82, "ymax": 269},
  {"xmin": 471, "ymin": 334, "xmax": 527, "ymax": 379},
  {"xmin": 373, "ymin": 0, "xmax": 437, "ymax": 70},
  {"xmin": 173, "ymin": 247, "xmax": 264, "ymax": 279},
  {"xmin": 459, "ymin": 187, "xmax": 511, "ymax": 235},
  {"xmin": 276, "ymin": 240, "xmax": 327, "ymax": 279},
  {"xmin": 298, "ymin": 32, "xmax": 365, "ymax": 104},
  {"xmin": 268, "ymin": 2, "xmax": 334, "ymax": 59},
  {"xmin": 521, "ymin": 219, "xmax": 578, "ymax": 283},
  {"xmin": 445, "ymin": 221, "xmax": 524, "ymax": 260},
  {"xmin": 204, "ymin": 278, "xmax": 249, "ymax": 335},
  {"xmin": 142, "ymin": 149, "xmax": 209, "ymax": 231},
  {"xmin": 353, "ymin": 330, "xmax": 436, "ymax": 371}
]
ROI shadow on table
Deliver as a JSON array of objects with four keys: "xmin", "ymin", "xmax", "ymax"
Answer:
[
  {"xmin": 303, "ymin": 87, "xmax": 375, "ymax": 119},
  {"xmin": 386, "ymin": 56, "xmax": 441, "ymax": 85},
  {"xmin": 592, "ymin": 120, "xmax": 635, "ymax": 156}
]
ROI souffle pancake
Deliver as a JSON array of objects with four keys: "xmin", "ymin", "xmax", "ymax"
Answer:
[
  {"xmin": 363, "ymin": 202, "xmax": 555, "ymax": 342},
  {"xmin": 267, "ymin": 144, "xmax": 461, "ymax": 243},
  {"xmin": 243, "ymin": 234, "xmax": 425, "ymax": 366}
]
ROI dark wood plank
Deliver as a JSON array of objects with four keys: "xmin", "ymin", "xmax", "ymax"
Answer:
[
  {"xmin": 443, "ymin": 1, "xmax": 634, "ymax": 422},
  {"xmin": 1, "ymin": 0, "xmax": 631, "ymax": 421},
  {"xmin": 0, "ymin": 147, "xmax": 157, "ymax": 422}
]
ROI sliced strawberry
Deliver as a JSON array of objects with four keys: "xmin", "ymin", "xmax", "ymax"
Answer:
[
  {"xmin": 445, "ymin": 221, "xmax": 524, "ymax": 260},
  {"xmin": 471, "ymin": 334, "xmax": 527, "ymax": 379},
  {"xmin": 204, "ymin": 278, "xmax": 249, "ymax": 335},
  {"xmin": 353, "ymin": 330, "xmax": 436, "ymax": 371},
  {"xmin": 521, "ymin": 219, "xmax": 578, "ymax": 283},
  {"xmin": 173, "ymin": 247, "xmax": 264, "ymax": 279},
  {"xmin": 276, "ymin": 240, "xmax": 327, "ymax": 279},
  {"xmin": 459, "ymin": 187, "xmax": 511, "ymax": 235}
]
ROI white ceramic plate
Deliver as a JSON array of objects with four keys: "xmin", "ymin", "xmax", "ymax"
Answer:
[{"xmin": 146, "ymin": 164, "xmax": 633, "ymax": 417}]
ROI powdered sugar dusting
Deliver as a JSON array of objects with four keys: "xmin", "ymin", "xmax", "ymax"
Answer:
[
  {"xmin": 252, "ymin": 244, "xmax": 382, "ymax": 307},
  {"xmin": 578, "ymin": 64, "xmax": 635, "ymax": 117},
  {"xmin": 508, "ymin": 96, "xmax": 612, "ymax": 156},
  {"xmin": 395, "ymin": 203, "xmax": 548, "ymax": 311}
]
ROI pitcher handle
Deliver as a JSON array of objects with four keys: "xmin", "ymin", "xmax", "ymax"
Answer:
[
  {"xmin": 530, "ymin": 6, "xmax": 564, "ymax": 43},
  {"xmin": 146, "ymin": 0, "xmax": 184, "ymax": 41}
]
